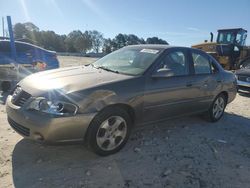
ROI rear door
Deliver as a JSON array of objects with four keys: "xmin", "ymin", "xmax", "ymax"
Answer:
[
  {"xmin": 143, "ymin": 48, "xmax": 202, "ymax": 123},
  {"xmin": 189, "ymin": 49, "xmax": 222, "ymax": 111}
]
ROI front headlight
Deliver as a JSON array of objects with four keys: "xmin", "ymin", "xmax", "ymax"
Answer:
[{"xmin": 27, "ymin": 97, "xmax": 78, "ymax": 116}]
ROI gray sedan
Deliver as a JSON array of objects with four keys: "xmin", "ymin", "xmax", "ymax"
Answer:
[
  {"xmin": 6, "ymin": 45, "xmax": 237, "ymax": 155},
  {"xmin": 235, "ymin": 57, "xmax": 250, "ymax": 92}
]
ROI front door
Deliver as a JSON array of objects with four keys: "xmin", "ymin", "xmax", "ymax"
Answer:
[{"xmin": 143, "ymin": 48, "xmax": 202, "ymax": 123}]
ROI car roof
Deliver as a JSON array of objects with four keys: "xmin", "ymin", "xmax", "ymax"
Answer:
[
  {"xmin": 217, "ymin": 28, "xmax": 247, "ymax": 33},
  {"xmin": 125, "ymin": 44, "xmax": 223, "ymax": 69},
  {"xmin": 124, "ymin": 44, "xmax": 189, "ymax": 50},
  {"xmin": 0, "ymin": 40, "xmax": 56, "ymax": 54}
]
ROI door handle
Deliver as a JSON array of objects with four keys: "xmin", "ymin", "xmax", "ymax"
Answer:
[{"xmin": 203, "ymin": 83, "xmax": 208, "ymax": 87}]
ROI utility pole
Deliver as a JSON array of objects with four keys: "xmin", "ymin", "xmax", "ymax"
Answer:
[
  {"xmin": 7, "ymin": 16, "xmax": 17, "ymax": 61},
  {"xmin": 2, "ymin": 17, "xmax": 4, "ymax": 37}
]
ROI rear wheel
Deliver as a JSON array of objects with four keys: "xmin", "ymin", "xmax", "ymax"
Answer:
[
  {"xmin": 86, "ymin": 107, "xmax": 132, "ymax": 156},
  {"xmin": 206, "ymin": 94, "xmax": 227, "ymax": 122}
]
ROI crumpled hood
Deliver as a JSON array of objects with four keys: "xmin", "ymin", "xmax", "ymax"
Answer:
[
  {"xmin": 235, "ymin": 68, "xmax": 250, "ymax": 76},
  {"xmin": 19, "ymin": 65, "xmax": 132, "ymax": 96}
]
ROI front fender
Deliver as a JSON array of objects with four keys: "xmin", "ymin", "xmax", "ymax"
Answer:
[{"xmin": 76, "ymin": 89, "xmax": 120, "ymax": 113}]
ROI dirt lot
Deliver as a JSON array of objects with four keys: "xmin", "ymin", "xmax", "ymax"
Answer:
[
  {"xmin": 0, "ymin": 56, "xmax": 250, "ymax": 188},
  {"xmin": 57, "ymin": 56, "xmax": 98, "ymax": 67}
]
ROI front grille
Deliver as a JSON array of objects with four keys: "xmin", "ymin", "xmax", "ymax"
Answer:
[
  {"xmin": 11, "ymin": 86, "xmax": 31, "ymax": 106},
  {"xmin": 8, "ymin": 117, "xmax": 30, "ymax": 136},
  {"xmin": 238, "ymin": 75, "xmax": 248, "ymax": 82}
]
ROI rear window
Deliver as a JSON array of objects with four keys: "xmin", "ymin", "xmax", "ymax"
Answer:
[
  {"xmin": 15, "ymin": 42, "xmax": 33, "ymax": 53},
  {"xmin": 192, "ymin": 52, "xmax": 211, "ymax": 74}
]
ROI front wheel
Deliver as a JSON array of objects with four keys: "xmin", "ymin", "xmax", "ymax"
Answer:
[
  {"xmin": 206, "ymin": 94, "xmax": 227, "ymax": 122},
  {"xmin": 86, "ymin": 107, "xmax": 132, "ymax": 156}
]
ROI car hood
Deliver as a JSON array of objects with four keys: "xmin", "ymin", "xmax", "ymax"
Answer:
[
  {"xmin": 235, "ymin": 68, "xmax": 250, "ymax": 76},
  {"xmin": 19, "ymin": 65, "xmax": 132, "ymax": 96}
]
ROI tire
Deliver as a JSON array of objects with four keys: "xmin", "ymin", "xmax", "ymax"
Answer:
[
  {"xmin": 86, "ymin": 107, "xmax": 132, "ymax": 156},
  {"xmin": 1, "ymin": 81, "xmax": 11, "ymax": 92},
  {"xmin": 206, "ymin": 93, "xmax": 227, "ymax": 122}
]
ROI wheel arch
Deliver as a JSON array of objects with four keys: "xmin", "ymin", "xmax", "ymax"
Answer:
[
  {"xmin": 84, "ymin": 103, "xmax": 136, "ymax": 142},
  {"xmin": 218, "ymin": 91, "xmax": 228, "ymax": 103},
  {"xmin": 98, "ymin": 103, "xmax": 136, "ymax": 124}
]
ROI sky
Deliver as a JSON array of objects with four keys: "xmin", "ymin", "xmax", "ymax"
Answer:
[{"xmin": 0, "ymin": 0, "xmax": 250, "ymax": 46}]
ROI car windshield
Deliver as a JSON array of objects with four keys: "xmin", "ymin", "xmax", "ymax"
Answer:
[{"xmin": 92, "ymin": 47, "xmax": 162, "ymax": 75}]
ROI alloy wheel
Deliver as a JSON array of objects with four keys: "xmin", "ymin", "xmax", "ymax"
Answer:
[
  {"xmin": 212, "ymin": 97, "xmax": 225, "ymax": 119},
  {"xmin": 96, "ymin": 116, "xmax": 127, "ymax": 151}
]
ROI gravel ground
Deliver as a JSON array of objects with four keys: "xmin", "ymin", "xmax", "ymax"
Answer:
[{"xmin": 0, "ymin": 56, "xmax": 250, "ymax": 188}]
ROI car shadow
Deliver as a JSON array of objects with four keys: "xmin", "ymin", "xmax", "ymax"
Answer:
[{"xmin": 11, "ymin": 112, "xmax": 250, "ymax": 188}]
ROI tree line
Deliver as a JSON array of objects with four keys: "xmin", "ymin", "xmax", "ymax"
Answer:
[{"xmin": 13, "ymin": 22, "xmax": 168, "ymax": 54}]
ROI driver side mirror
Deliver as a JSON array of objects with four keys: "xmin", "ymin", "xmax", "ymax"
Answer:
[{"xmin": 151, "ymin": 68, "xmax": 174, "ymax": 78}]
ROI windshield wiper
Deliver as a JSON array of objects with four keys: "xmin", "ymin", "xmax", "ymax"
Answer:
[{"xmin": 97, "ymin": 66, "xmax": 120, "ymax": 74}]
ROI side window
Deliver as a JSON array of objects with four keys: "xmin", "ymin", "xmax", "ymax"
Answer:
[
  {"xmin": 211, "ymin": 61, "xmax": 219, "ymax": 73},
  {"xmin": 15, "ymin": 43, "xmax": 33, "ymax": 53},
  {"xmin": 155, "ymin": 51, "xmax": 188, "ymax": 77},
  {"xmin": 192, "ymin": 52, "xmax": 211, "ymax": 74}
]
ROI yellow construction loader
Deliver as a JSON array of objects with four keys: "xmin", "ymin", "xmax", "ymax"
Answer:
[{"xmin": 192, "ymin": 28, "xmax": 250, "ymax": 70}]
